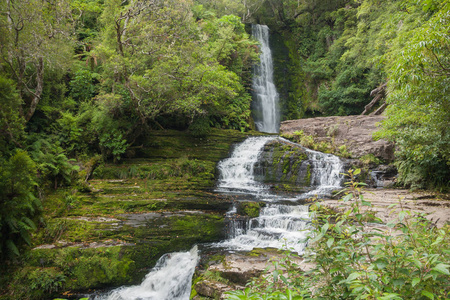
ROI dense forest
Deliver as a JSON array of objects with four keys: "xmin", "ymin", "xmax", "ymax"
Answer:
[{"xmin": 0, "ymin": 0, "xmax": 449, "ymax": 297}]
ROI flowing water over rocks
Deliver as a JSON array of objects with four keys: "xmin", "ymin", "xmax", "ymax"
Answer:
[
  {"xmin": 95, "ymin": 247, "xmax": 199, "ymax": 300},
  {"xmin": 214, "ymin": 136, "xmax": 343, "ymax": 254},
  {"xmin": 252, "ymin": 24, "xmax": 280, "ymax": 133}
]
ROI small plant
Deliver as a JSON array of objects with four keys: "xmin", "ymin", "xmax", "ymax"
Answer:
[{"xmin": 359, "ymin": 153, "xmax": 382, "ymax": 166}]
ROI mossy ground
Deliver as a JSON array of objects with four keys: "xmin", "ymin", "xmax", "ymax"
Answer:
[{"xmin": 1, "ymin": 129, "xmax": 264, "ymax": 300}]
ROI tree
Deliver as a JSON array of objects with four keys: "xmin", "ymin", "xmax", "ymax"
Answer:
[
  {"xmin": 0, "ymin": 0, "xmax": 74, "ymax": 122},
  {"xmin": 92, "ymin": 0, "xmax": 257, "ymax": 141},
  {"xmin": 375, "ymin": 0, "xmax": 450, "ymax": 189}
]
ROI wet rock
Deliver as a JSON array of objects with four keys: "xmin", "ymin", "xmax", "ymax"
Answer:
[
  {"xmin": 194, "ymin": 280, "xmax": 235, "ymax": 299},
  {"xmin": 281, "ymin": 115, "xmax": 394, "ymax": 162},
  {"xmin": 236, "ymin": 201, "xmax": 264, "ymax": 218},
  {"xmin": 193, "ymin": 249, "xmax": 309, "ymax": 299},
  {"xmin": 254, "ymin": 140, "xmax": 310, "ymax": 192}
]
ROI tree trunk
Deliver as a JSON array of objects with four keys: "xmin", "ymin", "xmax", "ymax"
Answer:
[{"xmin": 25, "ymin": 57, "xmax": 44, "ymax": 122}]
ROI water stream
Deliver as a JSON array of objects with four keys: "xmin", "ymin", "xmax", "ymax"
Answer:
[
  {"xmin": 94, "ymin": 247, "xmax": 199, "ymax": 300},
  {"xmin": 252, "ymin": 24, "xmax": 280, "ymax": 133},
  {"xmin": 214, "ymin": 136, "xmax": 343, "ymax": 254},
  {"xmin": 94, "ymin": 24, "xmax": 343, "ymax": 300}
]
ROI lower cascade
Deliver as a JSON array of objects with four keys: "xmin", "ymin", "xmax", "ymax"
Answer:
[
  {"xmin": 93, "ymin": 136, "xmax": 343, "ymax": 299},
  {"xmin": 214, "ymin": 136, "xmax": 343, "ymax": 254},
  {"xmin": 95, "ymin": 246, "xmax": 199, "ymax": 300}
]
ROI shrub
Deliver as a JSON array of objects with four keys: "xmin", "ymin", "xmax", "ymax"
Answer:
[
  {"xmin": 0, "ymin": 150, "xmax": 41, "ymax": 259},
  {"xmin": 226, "ymin": 169, "xmax": 450, "ymax": 299}
]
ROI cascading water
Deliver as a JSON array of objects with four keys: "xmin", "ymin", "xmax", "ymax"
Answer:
[
  {"xmin": 298, "ymin": 148, "xmax": 343, "ymax": 199},
  {"xmin": 216, "ymin": 136, "xmax": 275, "ymax": 195},
  {"xmin": 252, "ymin": 24, "xmax": 280, "ymax": 134},
  {"xmin": 214, "ymin": 137, "xmax": 343, "ymax": 254},
  {"xmin": 95, "ymin": 246, "xmax": 198, "ymax": 300}
]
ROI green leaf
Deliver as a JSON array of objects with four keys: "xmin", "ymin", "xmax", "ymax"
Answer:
[
  {"xmin": 321, "ymin": 223, "xmax": 329, "ymax": 234},
  {"xmin": 346, "ymin": 272, "xmax": 361, "ymax": 282},
  {"xmin": 343, "ymin": 193, "xmax": 353, "ymax": 202},
  {"xmin": 374, "ymin": 259, "xmax": 388, "ymax": 270},
  {"xmin": 432, "ymin": 263, "xmax": 450, "ymax": 275},
  {"xmin": 411, "ymin": 277, "xmax": 420, "ymax": 287},
  {"xmin": 379, "ymin": 293, "xmax": 402, "ymax": 300},
  {"xmin": 361, "ymin": 200, "xmax": 372, "ymax": 206},
  {"xmin": 273, "ymin": 269, "xmax": 279, "ymax": 282},
  {"xmin": 354, "ymin": 169, "xmax": 361, "ymax": 175},
  {"xmin": 326, "ymin": 237, "xmax": 334, "ymax": 248},
  {"xmin": 393, "ymin": 279, "xmax": 405, "ymax": 287},
  {"xmin": 421, "ymin": 290, "xmax": 434, "ymax": 299},
  {"xmin": 6, "ymin": 240, "xmax": 19, "ymax": 256},
  {"xmin": 431, "ymin": 236, "xmax": 443, "ymax": 246}
]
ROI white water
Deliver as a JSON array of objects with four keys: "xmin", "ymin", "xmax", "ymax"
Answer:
[
  {"xmin": 298, "ymin": 148, "xmax": 343, "ymax": 199},
  {"xmin": 216, "ymin": 136, "xmax": 275, "ymax": 195},
  {"xmin": 96, "ymin": 246, "xmax": 198, "ymax": 300},
  {"xmin": 252, "ymin": 24, "xmax": 280, "ymax": 133},
  {"xmin": 215, "ymin": 136, "xmax": 343, "ymax": 254},
  {"xmin": 220, "ymin": 204, "xmax": 310, "ymax": 253}
]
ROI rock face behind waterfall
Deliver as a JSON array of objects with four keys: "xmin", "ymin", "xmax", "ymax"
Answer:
[
  {"xmin": 254, "ymin": 140, "xmax": 311, "ymax": 192},
  {"xmin": 280, "ymin": 115, "xmax": 394, "ymax": 162}
]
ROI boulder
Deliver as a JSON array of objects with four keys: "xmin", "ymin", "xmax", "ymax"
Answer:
[
  {"xmin": 280, "ymin": 115, "xmax": 394, "ymax": 162},
  {"xmin": 254, "ymin": 139, "xmax": 311, "ymax": 192}
]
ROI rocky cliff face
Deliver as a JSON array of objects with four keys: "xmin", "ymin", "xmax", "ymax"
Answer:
[{"xmin": 280, "ymin": 115, "xmax": 394, "ymax": 162}]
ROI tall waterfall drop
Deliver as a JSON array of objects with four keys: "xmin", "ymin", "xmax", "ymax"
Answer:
[{"xmin": 252, "ymin": 24, "xmax": 280, "ymax": 133}]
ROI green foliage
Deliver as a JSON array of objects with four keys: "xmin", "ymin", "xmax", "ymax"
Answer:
[
  {"xmin": 375, "ymin": 0, "xmax": 450, "ymax": 190},
  {"xmin": 54, "ymin": 111, "xmax": 84, "ymax": 155},
  {"xmin": 281, "ymin": 130, "xmax": 351, "ymax": 158},
  {"xmin": 94, "ymin": 0, "xmax": 256, "ymax": 138},
  {"xmin": 0, "ymin": 150, "xmax": 41, "ymax": 259},
  {"xmin": 359, "ymin": 153, "xmax": 382, "ymax": 167},
  {"xmin": 29, "ymin": 139, "xmax": 80, "ymax": 189},
  {"xmin": 0, "ymin": 75, "xmax": 25, "ymax": 153},
  {"xmin": 69, "ymin": 69, "xmax": 98, "ymax": 102},
  {"xmin": 9, "ymin": 246, "xmax": 134, "ymax": 297},
  {"xmin": 237, "ymin": 202, "xmax": 263, "ymax": 218},
  {"xmin": 28, "ymin": 268, "xmax": 66, "ymax": 294},
  {"xmin": 227, "ymin": 169, "xmax": 450, "ymax": 299},
  {"xmin": 189, "ymin": 117, "xmax": 211, "ymax": 138},
  {"xmin": 99, "ymin": 129, "xmax": 128, "ymax": 163}
]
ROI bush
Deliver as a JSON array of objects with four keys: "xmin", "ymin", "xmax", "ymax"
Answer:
[
  {"xmin": 0, "ymin": 150, "xmax": 41, "ymax": 260},
  {"xmin": 226, "ymin": 169, "xmax": 450, "ymax": 299}
]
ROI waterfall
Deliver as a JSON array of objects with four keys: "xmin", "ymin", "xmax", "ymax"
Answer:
[
  {"xmin": 216, "ymin": 136, "xmax": 276, "ymax": 195},
  {"xmin": 214, "ymin": 137, "xmax": 343, "ymax": 254},
  {"xmin": 95, "ymin": 246, "xmax": 199, "ymax": 300},
  {"xmin": 298, "ymin": 148, "xmax": 343, "ymax": 199},
  {"xmin": 219, "ymin": 204, "xmax": 310, "ymax": 254},
  {"xmin": 252, "ymin": 24, "xmax": 280, "ymax": 134}
]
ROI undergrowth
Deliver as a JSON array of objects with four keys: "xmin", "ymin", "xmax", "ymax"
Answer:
[{"xmin": 226, "ymin": 169, "xmax": 450, "ymax": 299}]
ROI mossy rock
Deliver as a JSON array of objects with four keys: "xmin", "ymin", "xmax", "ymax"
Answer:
[
  {"xmin": 254, "ymin": 140, "xmax": 310, "ymax": 191},
  {"xmin": 236, "ymin": 202, "xmax": 265, "ymax": 218}
]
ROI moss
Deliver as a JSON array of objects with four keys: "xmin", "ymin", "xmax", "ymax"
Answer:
[
  {"xmin": 304, "ymin": 164, "xmax": 312, "ymax": 186},
  {"xmin": 359, "ymin": 154, "xmax": 382, "ymax": 167},
  {"xmin": 270, "ymin": 30, "xmax": 306, "ymax": 121},
  {"xmin": 237, "ymin": 202, "xmax": 264, "ymax": 218},
  {"xmin": 2, "ymin": 129, "xmax": 264, "ymax": 298}
]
